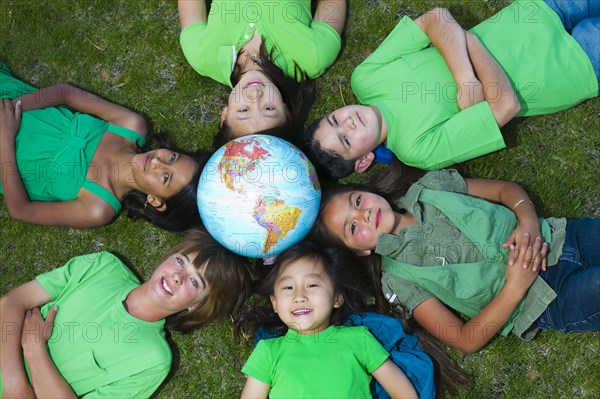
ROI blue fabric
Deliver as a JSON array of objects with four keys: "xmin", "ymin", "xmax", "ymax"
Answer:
[
  {"xmin": 545, "ymin": 0, "xmax": 600, "ymax": 90},
  {"xmin": 347, "ymin": 313, "xmax": 436, "ymax": 399},
  {"xmin": 373, "ymin": 144, "xmax": 394, "ymax": 164},
  {"xmin": 536, "ymin": 218, "xmax": 600, "ymax": 331},
  {"xmin": 254, "ymin": 312, "xmax": 436, "ymax": 399}
]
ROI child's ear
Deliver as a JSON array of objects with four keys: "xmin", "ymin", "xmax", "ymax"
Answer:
[
  {"xmin": 354, "ymin": 152, "xmax": 375, "ymax": 174},
  {"xmin": 333, "ymin": 294, "xmax": 344, "ymax": 309},
  {"xmin": 220, "ymin": 107, "xmax": 228, "ymax": 127},
  {"xmin": 146, "ymin": 195, "xmax": 167, "ymax": 212},
  {"xmin": 269, "ymin": 295, "xmax": 278, "ymax": 313}
]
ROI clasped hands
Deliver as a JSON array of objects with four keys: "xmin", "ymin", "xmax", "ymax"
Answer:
[{"xmin": 502, "ymin": 220, "xmax": 548, "ymax": 272}]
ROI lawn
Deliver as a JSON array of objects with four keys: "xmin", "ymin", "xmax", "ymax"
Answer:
[{"xmin": 1, "ymin": 0, "xmax": 598, "ymax": 398}]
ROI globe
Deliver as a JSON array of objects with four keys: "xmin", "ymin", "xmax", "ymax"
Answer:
[{"xmin": 197, "ymin": 135, "xmax": 321, "ymax": 258}]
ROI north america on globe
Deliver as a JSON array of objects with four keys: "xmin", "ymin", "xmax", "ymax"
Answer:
[{"xmin": 218, "ymin": 138, "xmax": 270, "ymax": 191}]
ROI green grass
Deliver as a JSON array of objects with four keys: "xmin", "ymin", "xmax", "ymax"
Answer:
[{"xmin": 1, "ymin": 0, "xmax": 598, "ymax": 398}]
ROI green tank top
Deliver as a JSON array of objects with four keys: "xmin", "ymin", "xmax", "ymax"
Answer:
[{"xmin": 0, "ymin": 62, "xmax": 146, "ymax": 214}]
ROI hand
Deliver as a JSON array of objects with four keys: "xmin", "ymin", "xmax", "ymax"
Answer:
[
  {"xmin": 0, "ymin": 98, "xmax": 22, "ymax": 141},
  {"xmin": 456, "ymin": 77, "xmax": 485, "ymax": 110},
  {"xmin": 504, "ymin": 243, "xmax": 542, "ymax": 294},
  {"xmin": 21, "ymin": 306, "xmax": 58, "ymax": 356},
  {"xmin": 502, "ymin": 221, "xmax": 548, "ymax": 271}
]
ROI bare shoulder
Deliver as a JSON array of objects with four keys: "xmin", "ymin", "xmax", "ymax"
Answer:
[
  {"xmin": 77, "ymin": 192, "xmax": 118, "ymax": 226},
  {"xmin": 112, "ymin": 112, "xmax": 149, "ymax": 138}
]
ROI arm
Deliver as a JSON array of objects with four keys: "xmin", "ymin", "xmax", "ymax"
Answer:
[
  {"xmin": 178, "ymin": 0, "xmax": 207, "ymax": 30},
  {"xmin": 371, "ymin": 359, "xmax": 418, "ymax": 399},
  {"xmin": 21, "ymin": 308, "xmax": 77, "ymax": 398},
  {"xmin": 465, "ymin": 178, "xmax": 547, "ymax": 271},
  {"xmin": 0, "ymin": 100, "xmax": 115, "ymax": 227},
  {"xmin": 314, "ymin": 1, "xmax": 346, "ymax": 36},
  {"xmin": 240, "ymin": 376, "xmax": 270, "ymax": 399},
  {"xmin": 412, "ymin": 241, "xmax": 543, "ymax": 353},
  {"xmin": 414, "ymin": 8, "xmax": 484, "ymax": 110},
  {"xmin": 0, "ymin": 280, "xmax": 51, "ymax": 398},
  {"xmin": 12, "ymin": 84, "xmax": 146, "ymax": 133},
  {"xmin": 465, "ymin": 31, "xmax": 520, "ymax": 127}
]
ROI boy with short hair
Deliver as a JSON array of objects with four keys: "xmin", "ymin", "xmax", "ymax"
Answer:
[{"xmin": 299, "ymin": 1, "xmax": 598, "ymax": 179}]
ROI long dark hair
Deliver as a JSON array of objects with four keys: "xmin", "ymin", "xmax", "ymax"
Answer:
[
  {"xmin": 212, "ymin": 42, "xmax": 315, "ymax": 150},
  {"xmin": 122, "ymin": 133, "xmax": 209, "ymax": 233}
]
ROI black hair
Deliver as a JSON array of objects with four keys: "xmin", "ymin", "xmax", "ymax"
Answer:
[
  {"xmin": 297, "ymin": 117, "xmax": 356, "ymax": 180},
  {"xmin": 122, "ymin": 133, "xmax": 209, "ymax": 233},
  {"xmin": 213, "ymin": 42, "xmax": 315, "ymax": 150},
  {"xmin": 236, "ymin": 241, "xmax": 377, "ymax": 337}
]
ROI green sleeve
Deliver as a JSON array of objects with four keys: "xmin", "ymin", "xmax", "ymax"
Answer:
[
  {"xmin": 418, "ymin": 169, "xmax": 468, "ymax": 194},
  {"xmin": 355, "ymin": 16, "xmax": 430, "ymax": 69},
  {"xmin": 35, "ymin": 253, "xmax": 103, "ymax": 300},
  {"xmin": 241, "ymin": 340, "xmax": 273, "ymax": 386},
  {"xmin": 381, "ymin": 273, "xmax": 433, "ymax": 319},
  {"xmin": 391, "ymin": 101, "xmax": 505, "ymax": 170},
  {"xmin": 80, "ymin": 362, "xmax": 170, "ymax": 399},
  {"xmin": 361, "ymin": 327, "xmax": 391, "ymax": 373},
  {"xmin": 179, "ymin": 21, "xmax": 235, "ymax": 87},
  {"xmin": 179, "ymin": 21, "xmax": 208, "ymax": 62},
  {"xmin": 299, "ymin": 21, "xmax": 342, "ymax": 78}
]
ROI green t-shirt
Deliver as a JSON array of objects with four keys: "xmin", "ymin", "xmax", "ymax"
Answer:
[
  {"xmin": 377, "ymin": 169, "xmax": 566, "ymax": 340},
  {"xmin": 351, "ymin": 0, "xmax": 597, "ymax": 170},
  {"xmin": 0, "ymin": 252, "xmax": 172, "ymax": 398},
  {"xmin": 242, "ymin": 325, "xmax": 389, "ymax": 398},
  {"xmin": 180, "ymin": 0, "xmax": 341, "ymax": 87}
]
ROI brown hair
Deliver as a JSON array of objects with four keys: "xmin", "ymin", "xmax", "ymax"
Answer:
[{"xmin": 163, "ymin": 230, "xmax": 253, "ymax": 333}]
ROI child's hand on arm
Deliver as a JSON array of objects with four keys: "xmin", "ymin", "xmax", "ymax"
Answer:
[
  {"xmin": 0, "ymin": 99, "xmax": 21, "ymax": 142},
  {"xmin": 240, "ymin": 376, "xmax": 270, "ymax": 399},
  {"xmin": 20, "ymin": 307, "xmax": 57, "ymax": 357},
  {"xmin": 21, "ymin": 307, "xmax": 77, "ymax": 399},
  {"xmin": 371, "ymin": 359, "xmax": 418, "ymax": 399},
  {"xmin": 0, "ymin": 281, "xmax": 51, "ymax": 399},
  {"xmin": 414, "ymin": 8, "xmax": 483, "ymax": 110},
  {"xmin": 464, "ymin": 31, "xmax": 520, "ymax": 127}
]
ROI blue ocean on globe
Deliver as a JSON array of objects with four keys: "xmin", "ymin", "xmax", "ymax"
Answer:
[{"xmin": 197, "ymin": 135, "xmax": 321, "ymax": 258}]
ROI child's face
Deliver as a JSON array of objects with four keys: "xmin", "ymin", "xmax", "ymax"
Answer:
[
  {"xmin": 221, "ymin": 69, "xmax": 288, "ymax": 137},
  {"xmin": 313, "ymin": 105, "xmax": 384, "ymax": 162},
  {"xmin": 132, "ymin": 149, "xmax": 199, "ymax": 203},
  {"xmin": 323, "ymin": 191, "xmax": 399, "ymax": 255},
  {"xmin": 270, "ymin": 258, "xmax": 343, "ymax": 335},
  {"xmin": 146, "ymin": 252, "xmax": 209, "ymax": 315}
]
